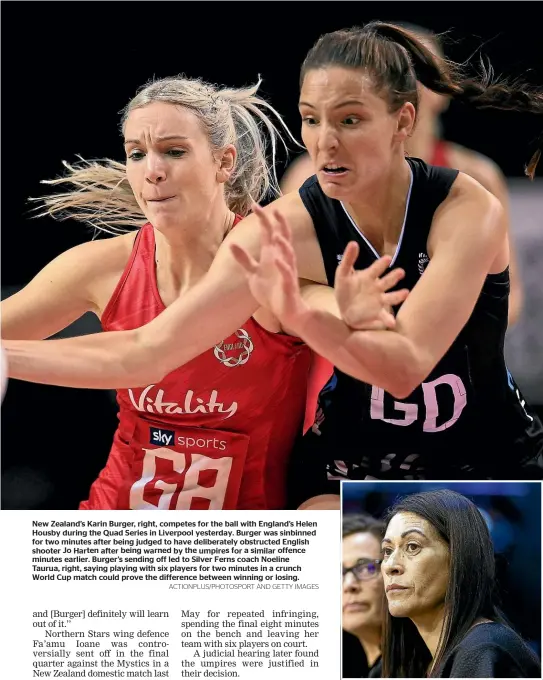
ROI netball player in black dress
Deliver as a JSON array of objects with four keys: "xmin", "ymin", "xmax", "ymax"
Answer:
[{"xmin": 5, "ymin": 23, "xmax": 543, "ymax": 498}]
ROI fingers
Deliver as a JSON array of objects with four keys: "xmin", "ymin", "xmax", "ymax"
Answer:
[
  {"xmin": 252, "ymin": 205, "xmax": 299, "ymax": 274},
  {"xmin": 274, "ymin": 209, "xmax": 294, "ymax": 245},
  {"xmin": 336, "ymin": 242, "xmax": 360, "ymax": 279},
  {"xmin": 378, "ymin": 267, "xmax": 405, "ymax": 291},
  {"xmin": 230, "ymin": 243, "xmax": 259, "ymax": 274},
  {"xmin": 360, "ymin": 319, "xmax": 390, "ymax": 331},
  {"xmin": 383, "ymin": 288, "xmax": 409, "ymax": 307},
  {"xmin": 275, "ymin": 233, "xmax": 297, "ymax": 272},
  {"xmin": 367, "ymin": 255, "xmax": 393, "ymax": 279},
  {"xmin": 252, "ymin": 205, "xmax": 298, "ymax": 273},
  {"xmin": 251, "ymin": 202, "xmax": 275, "ymax": 248},
  {"xmin": 379, "ymin": 308, "xmax": 397, "ymax": 330}
]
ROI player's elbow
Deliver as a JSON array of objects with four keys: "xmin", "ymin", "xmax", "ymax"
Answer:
[
  {"xmin": 357, "ymin": 365, "xmax": 421, "ymax": 401},
  {"xmin": 386, "ymin": 375, "xmax": 419, "ymax": 401},
  {"xmin": 388, "ymin": 381, "xmax": 418, "ymax": 401}
]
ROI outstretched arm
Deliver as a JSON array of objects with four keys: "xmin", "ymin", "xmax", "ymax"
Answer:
[
  {"xmin": 4, "ymin": 194, "xmax": 323, "ymax": 388},
  {"xmin": 234, "ymin": 173, "xmax": 506, "ymax": 399},
  {"xmin": 1, "ymin": 238, "xmax": 123, "ymax": 340}
]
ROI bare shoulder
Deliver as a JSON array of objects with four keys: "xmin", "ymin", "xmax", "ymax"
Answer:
[
  {"xmin": 280, "ymin": 153, "xmax": 314, "ymax": 194},
  {"xmin": 429, "ymin": 171, "xmax": 504, "ymax": 251},
  {"xmin": 56, "ymin": 230, "xmax": 137, "ymax": 313},
  {"xmin": 448, "ymin": 143, "xmax": 507, "ymax": 196},
  {"xmin": 53, "ymin": 230, "xmax": 136, "ymax": 279},
  {"xmin": 439, "ymin": 169, "xmax": 499, "ymax": 208},
  {"xmin": 1, "ymin": 229, "xmax": 139, "ymax": 339},
  {"xmin": 84, "ymin": 231, "xmax": 138, "ymax": 310}
]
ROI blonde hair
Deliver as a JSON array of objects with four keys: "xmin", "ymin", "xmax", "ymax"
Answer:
[{"xmin": 34, "ymin": 76, "xmax": 298, "ymax": 235}]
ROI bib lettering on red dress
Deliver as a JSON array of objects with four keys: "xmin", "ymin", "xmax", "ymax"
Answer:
[
  {"xmin": 80, "ymin": 220, "xmax": 311, "ymax": 510},
  {"xmin": 118, "ymin": 420, "xmax": 250, "ymax": 510}
]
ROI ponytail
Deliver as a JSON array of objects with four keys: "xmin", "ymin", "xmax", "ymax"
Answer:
[{"xmin": 301, "ymin": 21, "xmax": 543, "ymax": 178}]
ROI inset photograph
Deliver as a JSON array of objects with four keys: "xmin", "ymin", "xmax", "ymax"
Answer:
[{"xmin": 341, "ymin": 481, "xmax": 541, "ymax": 678}]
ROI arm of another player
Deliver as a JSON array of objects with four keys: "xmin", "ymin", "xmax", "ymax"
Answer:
[
  {"xmin": 1, "ymin": 238, "xmax": 122, "ymax": 340},
  {"xmin": 279, "ymin": 153, "xmax": 314, "ymax": 194},
  {"xmin": 239, "ymin": 174, "xmax": 505, "ymax": 399},
  {"xmin": 4, "ymin": 193, "xmax": 324, "ymax": 388}
]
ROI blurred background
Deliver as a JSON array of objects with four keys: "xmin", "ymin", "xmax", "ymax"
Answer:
[
  {"xmin": 343, "ymin": 481, "xmax": 541, "ymax": 660},
  {"xmin": 2, "ymin": 2, "xmax": 542, "ymax": 508}
]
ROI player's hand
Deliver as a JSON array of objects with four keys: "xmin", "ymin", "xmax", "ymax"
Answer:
[
  {"xmin": 231, "ymin": 203, "xmax": 308, "ymax": 328},
  {"xmin": 335, "ymin": 242, "xmax": 409, "ymax": 330}
]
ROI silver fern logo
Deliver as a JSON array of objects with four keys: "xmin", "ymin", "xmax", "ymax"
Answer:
[{"xmin": 418, "ymin": 252, "xmax": 429, "ymax": 275}]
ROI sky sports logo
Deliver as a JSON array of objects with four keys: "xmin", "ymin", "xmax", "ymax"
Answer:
[
  {"xmin": 150, "ymin": 427, "xmax": 175, "ymax": 446},
  {"xmin": 149, "ymin": 427, "xmax": 228, "ymax": 451}
]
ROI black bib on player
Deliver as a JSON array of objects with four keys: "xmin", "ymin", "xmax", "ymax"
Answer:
[{"xmin": 292, "ymin": 157, "xmax": 543, "ymax": 495}]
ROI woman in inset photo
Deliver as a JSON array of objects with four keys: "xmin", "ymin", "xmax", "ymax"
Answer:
[
  {"xmin": 342, "ymin": 513, "xmax": 386, "ymax": 677},
  {"xmin": 379, "ymin": 488, "xmax": 541, "ymax": 677}
]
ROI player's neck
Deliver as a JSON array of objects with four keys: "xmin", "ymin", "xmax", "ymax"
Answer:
[
  {"xmin": 343, "ymin": 157, "xmax": 412, "ymax": 257},
  {"xmin": 411, "ymin": 603, "xmax": 446, "ymax": 662},
  {"xmin": 153, "ymin": 204, "xmax": 235, "ymax": 296},
  {"xmin": 406, "ymin": 114, "xmax": 440, "ymax": 162}
]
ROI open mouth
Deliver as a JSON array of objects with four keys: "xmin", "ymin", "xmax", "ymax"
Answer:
[{"xmin": 321, "ymin": 165, "xmax": 349, "ymax": 176}]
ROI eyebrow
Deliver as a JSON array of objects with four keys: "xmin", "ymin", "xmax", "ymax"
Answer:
[
  {"xmin": 382, "ymin": 529, "xmax": 427, "ymax": 544},
  {"xmin": 124, "ymin": 135, "xmax": 189, "ymax": 145},
  {"xmin": 298, "ymin": 100, "xmax": 367, "ymax": 110}
]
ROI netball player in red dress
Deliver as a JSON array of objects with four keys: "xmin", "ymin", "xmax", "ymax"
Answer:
[
  {"xmin": 2, "ymin": 75, "xmax": 404, "ymax": 510},
  {"xmin": 8, "ymin": 22, "xmax": 541, "ymax": 486}
]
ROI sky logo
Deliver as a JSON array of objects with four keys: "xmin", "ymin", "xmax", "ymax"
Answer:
[{"xmin": 150, "ymin": 427, "xmax": 175, "ymax": 447}]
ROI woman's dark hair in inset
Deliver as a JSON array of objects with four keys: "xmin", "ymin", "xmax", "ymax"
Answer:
[
  {"xmin": 380, "ymin": 489, "xmax": 507, "ymax": 678},
  {"xmin": 343, "ymin": 512, "xmax": 386, "ymax": 542},
  {"xmin": 300, "ymin": 21, "xmax": 543, "ymax": 178}
]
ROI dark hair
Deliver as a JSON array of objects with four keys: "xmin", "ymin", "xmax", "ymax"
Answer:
[
  {"xmin": 343, "ymin": 512, "xmax": 386, "ymax": 542},
  {"xmin": 381, "ymin": 489, "xmax": 507, "ymax": 678},
  {"xmin": 300, "ymin": 21, "xmax": 543, "ymax": 178}
]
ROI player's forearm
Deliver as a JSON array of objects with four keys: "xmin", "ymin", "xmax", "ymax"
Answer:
[
  {"xmin": 3, "ymin": 330, "xmax": 160, "ymax": 389},
  {"xmin": 289, "ymin": 309, "xmax": 422, "ymax": 398},
  {"xmin": 137, "ymin": 271, "xmax": 259, "ymax": 376},
  {"xmin": 4, "ymin": 272, "xmax": 259, "ymax": 390}
]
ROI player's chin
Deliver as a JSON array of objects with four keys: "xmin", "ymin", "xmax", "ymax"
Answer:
[{"xmin": 317, "ymin": 172, "xmax": 354, "ymax": 199}]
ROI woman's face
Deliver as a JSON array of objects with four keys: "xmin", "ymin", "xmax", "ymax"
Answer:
[
  {"xmin": 382, "ymin": 512, "xmax": 450, "ymax": 621},
  {"xmin": 342, "ymin": 531, "xmax": 385, "ymax": 636},
  {"xmin": 299, "ymin": 67, "xmax": 414, "ymax": 201},
  {"xmin": 124, "ymin": 101, "xmax": 233, "ymax": 232}
]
